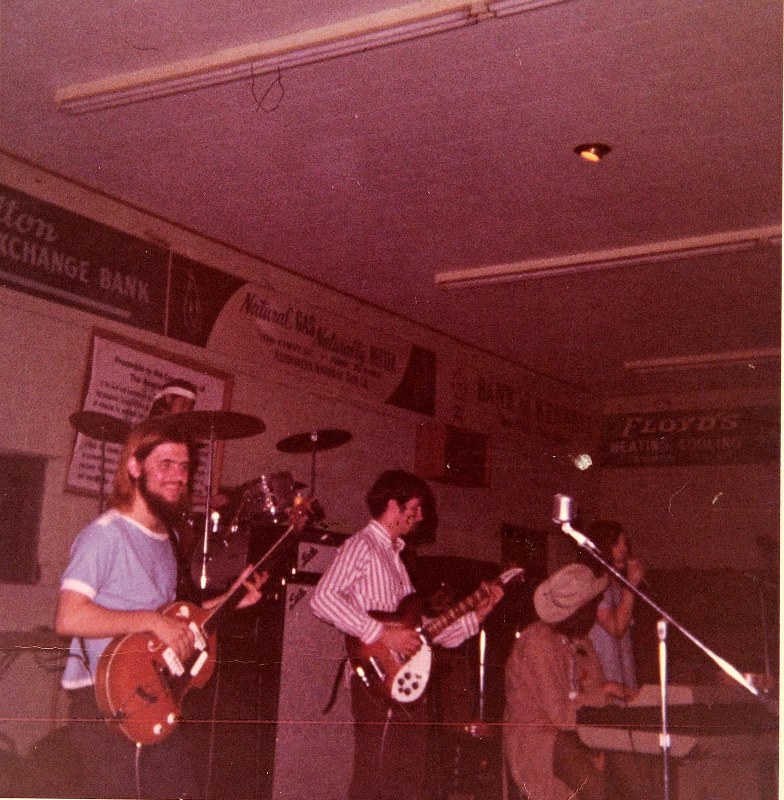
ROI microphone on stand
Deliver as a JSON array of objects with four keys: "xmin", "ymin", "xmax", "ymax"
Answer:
[
  {"xmin": 552, "ymin": 493, "xmax": 575, "ymax": 524},
  {"xmin": 552, "ymin": 494, "xmax": 599, "ymax": 551}
]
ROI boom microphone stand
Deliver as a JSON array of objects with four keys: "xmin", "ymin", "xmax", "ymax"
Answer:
[{"xmin": 551, "ymin": 494, "xmax": 759, "ymax": 800}]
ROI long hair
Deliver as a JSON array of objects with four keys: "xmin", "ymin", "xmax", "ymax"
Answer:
[
  {"xmin": 578, "ymin": 519, "xmax": 626, "ymax": 576},
  {"xmin": 109, "ymin": 416, "xmax": 198, "ymax": 511},
  {"xmin": 365, "ymin": 469, "xmax": 432, "ymax": 518}
]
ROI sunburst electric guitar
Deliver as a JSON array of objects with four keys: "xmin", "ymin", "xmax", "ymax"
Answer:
[
  {"xmin": 346, "ymin": 566, "xmax": 523, "ymax": 704},
  {"xmin": 95, "ymin": 497, "xmax": 314, "ymax": 745}
]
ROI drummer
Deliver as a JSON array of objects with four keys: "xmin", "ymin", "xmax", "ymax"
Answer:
[{"xmin": 147, "ymin": 379, "xmax": 197, "ymax": 419}]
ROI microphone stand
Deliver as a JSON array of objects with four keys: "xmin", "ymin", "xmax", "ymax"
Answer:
[{"xmin": 551, "ymin": 495, "xmax": 760, "ymax": 800}]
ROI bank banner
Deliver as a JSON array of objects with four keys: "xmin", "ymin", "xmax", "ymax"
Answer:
[
  {"xmin": 205, "ymin": 283, "xmax": 435, "ymax": 414},
  {"xmin": 438, "ymin": 359, "xmax": 592, "ymax": 442},
  {"xmin": 66, "ymin": 331, "xmax": 232, "ymax": 505},
  {"xmin": 0, "ymin": 183, "xmax": 168, "ymax": 331},
  {"xmin": 601, "ymin": 405, "xmax": 780, "ymax": 467}
]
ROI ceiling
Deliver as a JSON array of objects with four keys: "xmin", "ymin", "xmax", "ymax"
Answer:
[{"xmin": 1, "ymin": 0, "xmax": 781, "ymax": 399}]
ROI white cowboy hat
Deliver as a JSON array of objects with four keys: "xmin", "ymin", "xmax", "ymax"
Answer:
[{"xmin": 534, "ymin": 563, "xmax": 608, "ymax": 624}]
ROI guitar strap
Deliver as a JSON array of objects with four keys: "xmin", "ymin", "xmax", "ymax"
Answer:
[{"xmin": 166, "ymin": 522, "xmax": 198, "ymax": 602}]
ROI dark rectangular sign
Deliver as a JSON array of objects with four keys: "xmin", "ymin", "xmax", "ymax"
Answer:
[
  {"xmin": 601, "ymin": 405, "xmax": 780, "ymax": 467},
  {"xmin": 0, "ymin": 183, "xmax": 168, "ymax": 332}
]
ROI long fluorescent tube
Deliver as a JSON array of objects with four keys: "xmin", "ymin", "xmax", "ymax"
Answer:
[
  {"xmin": 624, "ymin": 348, "xmax": 781, "ymax": 373},
  {"xmin": 57, "ymin": 0, "xmax": 568, "ymax": 113},
  {"xmin": 434, "ymin": 226, "xmax": 782, "ymax": 287}
]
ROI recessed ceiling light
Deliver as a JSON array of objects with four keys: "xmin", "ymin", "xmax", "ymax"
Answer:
[{"xmin": 575, "ymin": 143, "xmax": 611, "ymax": 163}]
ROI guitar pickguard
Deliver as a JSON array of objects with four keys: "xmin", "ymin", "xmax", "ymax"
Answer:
[{"xmin": 388, "ymin": 642, "xmax": 432, "ymax": 703}]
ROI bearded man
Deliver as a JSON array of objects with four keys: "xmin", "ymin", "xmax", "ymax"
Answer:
[{"xmin": 55, "ymin": 415, "xmax": 260, "ymax": 799}]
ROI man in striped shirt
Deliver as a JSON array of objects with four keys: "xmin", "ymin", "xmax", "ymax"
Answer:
[{"xmin": 311, "ymin": 469, "xmax": 503, "ymax": 800}]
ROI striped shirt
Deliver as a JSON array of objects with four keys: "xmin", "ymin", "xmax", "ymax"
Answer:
[{"xmin": 310, "ymin": 519, "xmax": 478, "ymax": 647}]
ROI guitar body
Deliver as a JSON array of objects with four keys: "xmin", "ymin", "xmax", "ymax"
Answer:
[
  {"xmin": 95, "ymin": 601, "xmax": 216, "ymax": 746},
  {"xmin": 346, "ymin": 594, "xmax": 433, "ymax": 705}
]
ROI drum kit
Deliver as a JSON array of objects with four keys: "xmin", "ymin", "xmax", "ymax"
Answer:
[{"xmin": 69, "ymin": 409, "xmax": 352, "ymax": 590}]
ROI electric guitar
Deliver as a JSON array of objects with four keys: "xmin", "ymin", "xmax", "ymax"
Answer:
[
  {"xmin": 95, "ymin": 497, "xmax": 314, "ymax": 745},
  {"xmin": 345, "ymin": 566, "xmax": 523, "ymax": 704}
]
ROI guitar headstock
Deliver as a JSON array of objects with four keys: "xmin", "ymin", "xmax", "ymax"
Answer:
[
  {"xmin": 286, "ymin": 494, "xmax": 320, "ymax": 532},
  {"xmin": 497, "ymin": 566, "xmax": 524, "ymax": 586}
]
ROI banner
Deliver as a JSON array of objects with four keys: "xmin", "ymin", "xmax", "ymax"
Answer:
[
  {"xmin": 0, "ymin": 183, "xmax": 168, "ymax": 331},
  {"xmin": 66, "ymin": 331, "xmax": 232, "ymax": 505},
  {"xmin": 167, "ymin": 252, "xmax": 245, "ymax": 347},
  {"xmin": 437, "ymin": 360, "xmax": 591, "ymax": 442},
  {"xmin": 205, "ymin": 283, "xmax": 435, "ymax": 413},
  {"xmin": 601, "ymin": 405, "xmax": 780, "ymax": 467}
]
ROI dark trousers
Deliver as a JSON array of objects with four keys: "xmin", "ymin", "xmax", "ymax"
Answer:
[
  {"xmin": 349, "ymin": 677, "xmax": 429, "ymax": 800},
  {"xmin": 67, "ymin": 687, "xmax": 198, "ymax": 799}
]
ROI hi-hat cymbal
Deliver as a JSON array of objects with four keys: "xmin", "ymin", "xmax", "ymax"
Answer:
[
  {"xmin": 169, "ymin": 410, "xmax": 266, "ymax": 441},
  {"xmin": 69, "ymin": 411, "xmax": 131, "ymax": 444},
  {"xmin": 276, "ymin": 428, "xmax": 352, "ymax": 454}
]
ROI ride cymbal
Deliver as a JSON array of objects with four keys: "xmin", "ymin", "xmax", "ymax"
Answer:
[
  {"xmin": 276, "ymin": 428, "xmax": 352, "ymax": 453},
  {"xmin": 69, "ymin": 411, "xmax": 131, "ymax": 444},
  {"xmin": 169, "ymin": 410, "xmax": 266, "ymax": 440}
]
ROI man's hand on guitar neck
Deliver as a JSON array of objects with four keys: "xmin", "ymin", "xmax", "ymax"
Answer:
[
  {"xmin": 378, "ymin": 624, "xmax": 422, "ymax": 658},
  {"xmin": 202, "ymin": 566, "xmax": 269, "ymax": 612},
  {"xmin": 474, "ymin": 581, "xmax": 505, "ymax": 624}
]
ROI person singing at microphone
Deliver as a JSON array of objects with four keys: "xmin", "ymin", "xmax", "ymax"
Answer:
[{"xmin": 584, "ymin": 520, "xmax": 644, "ymax": 692}]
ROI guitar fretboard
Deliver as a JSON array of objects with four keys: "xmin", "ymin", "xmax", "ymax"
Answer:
[{"xmin": 422, "ymin": 584, "xmax": 491, "ymax": 639}]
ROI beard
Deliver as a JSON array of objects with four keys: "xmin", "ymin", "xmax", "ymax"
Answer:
[{"xmin": 138, "ymin": 470, "xmax": 189, "ymax": 529}]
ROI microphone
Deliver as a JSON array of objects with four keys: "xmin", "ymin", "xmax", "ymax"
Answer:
[
  {"xmin": 552, "ymin": 494, "xmax": 574, "ymax": 524},
  {"xmin": 552, "ymin": 494, "xmax": 599, "ymax": 552}
]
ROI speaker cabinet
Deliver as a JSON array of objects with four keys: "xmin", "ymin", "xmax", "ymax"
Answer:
[{"xmin": 271, "ymin": 580, "xmax": 353, "ymax": 800}]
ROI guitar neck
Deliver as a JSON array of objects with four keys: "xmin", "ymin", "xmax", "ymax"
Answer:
[
  {"xmin": 422, "ymin": 583, "xmax": 491, "ymax": 639},
  {"xmin": 200, "ymin": 512, "xmax": 307, "ymax": 635},
  {"xmin": 202, "ymin": 581, "xmax": 247, "ymax": 635}
]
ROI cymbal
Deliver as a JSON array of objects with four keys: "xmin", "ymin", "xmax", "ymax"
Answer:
[
  {"xmin": 169, "ymin": 410, "xmax": 266, "ymax": 441},
  {"xmin": 276, "ymin": 428, "xmax": 352, "ymax": 454},
  {"xmin": 69, "ymin": 411, "xmax": 131, "ymax": 444}
]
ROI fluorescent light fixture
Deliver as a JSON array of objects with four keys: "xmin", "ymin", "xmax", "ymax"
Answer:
[
  {"xmin": 624, "ymin": 348, "xmax": 781, "ymax": 373},
  {"xmin": 56, "ymin": 0, "xmax": 569, "ymax": 113},
  {"xmin": 434, "ymin": 226, "xmax": 782, "ymax": 287}
]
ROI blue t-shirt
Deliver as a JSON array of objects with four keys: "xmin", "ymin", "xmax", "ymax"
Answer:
[
  {"xmin": 60, "ymin": 510, "xmax": 177, "ymax": 689},
  {"xmin": 589, "ymin": 582, "xmax": 638, "ymax": 689}
]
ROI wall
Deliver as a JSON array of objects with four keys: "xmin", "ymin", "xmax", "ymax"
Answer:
[
  {"xmin": 594, "ymin": 390, "xmax": 779, "ymax": 572},
  {"xmin": 0, "ymin": 153, "xmax": 597, "ymax": 755}
]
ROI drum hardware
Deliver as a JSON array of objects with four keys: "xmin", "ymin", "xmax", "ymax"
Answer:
[
  {"xmin": 170, "ymin": 410, "xmax": 266, "ymax": 591},
  {"xmin": 275, "ymin": 428, "xmax": 351, "ymax": 497},
  {"xmin": 69, "ymin": 411, "xmax": 132, "ymax": 512}
]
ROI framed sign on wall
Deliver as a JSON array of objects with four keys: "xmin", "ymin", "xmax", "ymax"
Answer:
[{"xmin": 66, "ymin": 329, "xmax": 233, "ymax": 508}]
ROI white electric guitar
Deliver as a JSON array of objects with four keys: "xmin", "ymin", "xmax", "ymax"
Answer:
[{"xmin": 345, "ymin": 567, "xmax": 523, "ymax": 704}]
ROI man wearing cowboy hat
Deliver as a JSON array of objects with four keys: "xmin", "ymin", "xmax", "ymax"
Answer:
[{"xmin": 503, "ymin": 564, "xmax": 637, "ymax": 800}]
